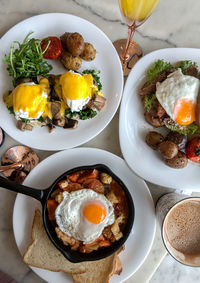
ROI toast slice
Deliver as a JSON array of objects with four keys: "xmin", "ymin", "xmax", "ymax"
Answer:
[
  {"xmin": 72, "ymin": 253, "xmax": 122, "ymax": 283},
  {"xmin": 23, "ymin": 210, "xmax": 85, "ymax": 274}
]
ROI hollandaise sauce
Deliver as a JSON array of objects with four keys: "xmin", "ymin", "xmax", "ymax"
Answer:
[{"xmin": 119, "ymin": 0, "xmax": 160, "ymax": 23}]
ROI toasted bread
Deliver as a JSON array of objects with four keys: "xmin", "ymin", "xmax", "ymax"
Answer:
[
  {"xmin": 23, "ymin": 210, "xmax": 85, "ymax": 274},
  {"xmin": 72, "ymin": 253, "xmax": 121, "ymax": 283}
]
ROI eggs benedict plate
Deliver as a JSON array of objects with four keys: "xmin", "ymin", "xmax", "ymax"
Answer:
[{"xmin": 0, "ymin": 13, "xmax": 123, "ymax": 150}]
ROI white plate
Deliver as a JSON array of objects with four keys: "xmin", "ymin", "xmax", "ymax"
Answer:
[
  {"xmin": 13, "ymin": 147, "xmax": 155, "ymax": 283},
  {"xmin": 0, "ymin": 13, "xmax": 123, "ymax": 150},
  {"xmin": 119, "ymin": 48, "xmax": 200, "ymax": 192}
]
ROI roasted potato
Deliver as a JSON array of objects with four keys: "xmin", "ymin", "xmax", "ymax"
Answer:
[
  {"xmin": 80, "ymin": 42, "xmax": 96, "ymax": 61},
  {"xmin": 66, "ymin": 32, "xmax": 85, "ymax": 56},
  {"xmin": 60, "ymin": 50, "xmax": 82, "ymax": 71},
  {"xmin": 158, "ymin": 141, "xmax": 178, "ymax": 159},
  {"xmin": 146, "ymin": 131, "xmax": 164, "ymax": 150},
  {"xmin": 165, "ymin": 151, "xmax": 188, "ymax": 169},
  {"xmin": 60, "ymin": 32, "xmax": 69, "ymax": 49}
]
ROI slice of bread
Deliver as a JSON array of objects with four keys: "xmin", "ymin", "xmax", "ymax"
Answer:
[
  {"xmin": 23, "ymin": 210, "xmax": 85, "ymax": 274},
  {"xmin": 72, "ymin": 253, "xmax": 119, "ymax": 283}
]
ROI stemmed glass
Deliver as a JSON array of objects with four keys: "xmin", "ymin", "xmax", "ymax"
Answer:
[{"xmin": 113, "ymin": 0, "xmax": 160, "ymax": 76}]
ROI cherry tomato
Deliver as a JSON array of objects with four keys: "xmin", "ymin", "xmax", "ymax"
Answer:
[
  {"xmin": 186, "ymin": 137, "xmax": 200, "ymax": 163},
  {"xmin": 41, "ymin": 36, "xmax": 62, "ymax": 59}
]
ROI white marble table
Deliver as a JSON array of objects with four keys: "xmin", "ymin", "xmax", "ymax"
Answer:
[{"xmin": 0, "ymin": 0, "xmax": 200, "ymax": 282}]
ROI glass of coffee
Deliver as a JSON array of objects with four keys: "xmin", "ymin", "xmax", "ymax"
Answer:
[{"xmin": 156, "ymin": 193, "xmax": 200, "ymax": 266}]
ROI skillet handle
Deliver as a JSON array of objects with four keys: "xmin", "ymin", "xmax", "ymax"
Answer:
[{"xmin": 0, "ymin": 176, "xmax": 44, "ymax": 201}]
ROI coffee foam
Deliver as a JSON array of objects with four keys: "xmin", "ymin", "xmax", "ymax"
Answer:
[{"xmin": 163, "ymin": 198, "xmax": 200, "ymax": 266}]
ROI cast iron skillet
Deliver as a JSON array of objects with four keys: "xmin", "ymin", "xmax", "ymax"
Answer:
[{"xmin": 0, "ymin": 164, "xmax": 134, "ymax": 263}]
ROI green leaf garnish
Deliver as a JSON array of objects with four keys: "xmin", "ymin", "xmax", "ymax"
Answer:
[
  {"xmin": 144, "ymin": 93, "xmax": 157, "ymax": 111},
  {"xmin": 3, "ymin": 32, "xmax": 53, "ymax": 86},
  {"xmin": 65, "ymin": 108, "xmax": 97, "ymax": 120},
  {"xmin": 79, "ymin": 108, "xmax": 97, "ymax": 120},
  {"xmin": 7, "ymin": 106, "xmax": 15, "ymax": 115},
  {"xmin": 147, "ymin": 59, "xmax": 172, "ymax": 83},
  {"xmin": 176, "ymin": 60, "xmax": 198, "ymax": 74}
]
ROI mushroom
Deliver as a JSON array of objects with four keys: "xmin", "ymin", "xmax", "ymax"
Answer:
[
  {"xmin": 64, "ymin": 118, "xmax": 78, "ymax": 129},
  {"xmin": 16, "ymin": 121, "xmax": 33, "ymax": 131}
]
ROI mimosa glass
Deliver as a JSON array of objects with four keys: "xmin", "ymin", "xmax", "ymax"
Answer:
[{"xmin": 113, "ymin": 0, "xmax": 160, "ymax": 76}]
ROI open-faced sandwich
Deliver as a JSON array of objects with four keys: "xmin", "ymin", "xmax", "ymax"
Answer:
[{"xmin": 139, "ymin": 59, "xmax": 200, "ymax": 168}]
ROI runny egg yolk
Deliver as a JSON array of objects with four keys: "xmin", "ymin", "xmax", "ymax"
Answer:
[
  {"xmin": 173, "ymin": 98, "xmax": 196, "ymax": 126},
  {"xmin": 83, "ymin": 201, "xmax": 106, "ymax": 224},
  {"xmin": 12, "ymin": 83, "xmax": 47, "ymax": 119},
  {"xmin": 59, "ymin": 72, "xmax": 94, "ymax": 101}
]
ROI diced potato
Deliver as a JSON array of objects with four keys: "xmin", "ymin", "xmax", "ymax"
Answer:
[
  {"xmin": 106, "ymin": 191, "xmax": 118, "ymax": 204},
  {"xmin": 55, "ymin": 192, "xmax": 64, "ymax": 203},
  {"xmin": 58, "ymin": 180, "xmax": 68, "ymax": 190},
  {"xmin": 114, "ymin": 231, "xmax": 123, "ymax": 241},
  {"xmin": 116, "ymin": 213, "xmax": 125, "ymax": 225},
  {"xmin": 100, "ymin": 173, "xmax": 112, "ymax": 184},
  {"xmin": 111, "ymin": 221, "xmax": 123, "ymax": 240}
]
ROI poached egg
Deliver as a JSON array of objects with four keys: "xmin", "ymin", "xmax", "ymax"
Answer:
[
  {"xmin": 56, "ymin": 71, "xmax": 98, "ymax": 112},
  {"xmin": 156, "ymin": 69, "xmax": 200, "ymax": 126},
  {"xmin": 55, "ymin": 189, "xmax": 115, "ymax": 244},
  {"xmin": 4, "ymin": 79, "xmax": 50, "ymax": 120}
]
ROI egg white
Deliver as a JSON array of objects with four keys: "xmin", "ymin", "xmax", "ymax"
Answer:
[
  {"xmin": 55, "ymin": 189, "xmax": 115, "ymax": 244},
  {"xmin": 66, "ymin": 97, "xmax": 90, "ymax": 112},
  {"xmin": 156, "ymin": 69, "xmax": 200, "ymax": 122}
]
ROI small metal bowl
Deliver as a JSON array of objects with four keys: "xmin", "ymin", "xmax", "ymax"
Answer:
[{"xmin": 0, "ymin": 164, "xmax": 134, "ymax": 263}]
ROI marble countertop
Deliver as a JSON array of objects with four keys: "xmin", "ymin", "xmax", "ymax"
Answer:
[{"xmin": 0, "ymin": 0, "xmax": 200, "ymax": 282}]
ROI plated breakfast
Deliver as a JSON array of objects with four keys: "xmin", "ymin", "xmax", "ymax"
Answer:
[
  {"xmin": 3, "ymin": 32, "xmax": 105, "ymax": 133},
  {"xmin": 119, "ymin": 48, "xmax": 200, "ymax": 191},
  {"xmin": 139, "ymin": 59, "xmax": 200, "ymax": 169},
  {"xmin": 0, "ymin": 13, "xmax": 123, "ymax": 150},
  {"xmin": 13, "ymin": 147, "xmax": 156, "ymax": 283}
]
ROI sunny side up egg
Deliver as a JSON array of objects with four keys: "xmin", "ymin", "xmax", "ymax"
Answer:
[
  {"xmin": 4, "ymin": 79, "xmax": 50, "ymax": 120},
  {"xmin": 156, "ymin": 69, "xmax": 200, "ymax": 126},
  {"xmin": 55, "ymin": 72, "xmax": 98, "ymax": 112},
  {"xmin": 55, "ymin": 189, "xmax": 115, "ymax": 244}
]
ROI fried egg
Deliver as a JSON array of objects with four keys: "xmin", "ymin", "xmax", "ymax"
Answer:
[
  {"xmin": 5, "ymin": 80, "xmax": 49, "ymax": 120},
  {"xmin": 57, "ymin": 71, "xmax": 98, "ymax": 112},
  {"xmin": 55, "ymin": 189, "xmax": 115, "ymax": 244},
  {"xmin": 156, "ymin": 69, "xmax": 200, "ymax": 126}
]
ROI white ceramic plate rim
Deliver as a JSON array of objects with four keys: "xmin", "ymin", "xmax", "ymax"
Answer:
[
  {"xmin": 0, "ymin": 13, "xmax": 123, "ymax": 150},
  {"xmin": 119, "ymin": 47, "xmax": 200, "ymax": 192},
  {"xmin": 12, "ymin": 147, "xmax": 156, "ymax": 283}
]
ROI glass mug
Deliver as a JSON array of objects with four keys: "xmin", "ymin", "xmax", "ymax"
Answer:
[{"xmin": 156, "ymin": 193, "xmax": 200, "ymax": 266}]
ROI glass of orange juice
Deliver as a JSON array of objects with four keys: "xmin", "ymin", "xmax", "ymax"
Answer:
[{"xmin": 113, "ymin": 0, "xmax": 160, "ymax": 76}]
